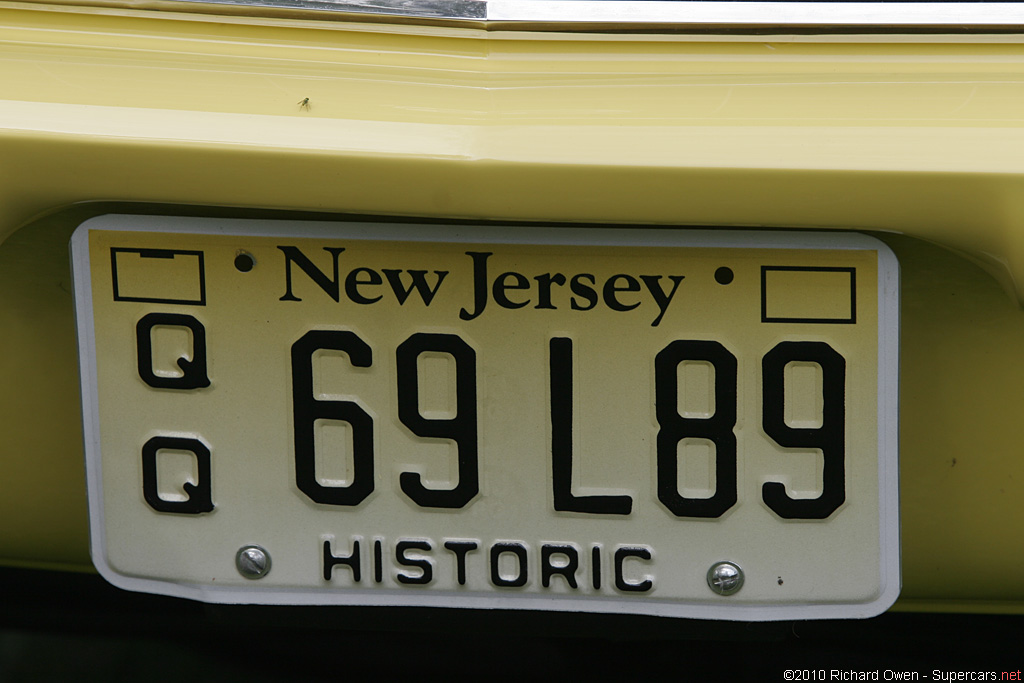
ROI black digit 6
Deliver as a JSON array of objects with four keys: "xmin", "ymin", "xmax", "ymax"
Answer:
[
  {"xmin": 396, "ymin": 333, "xmax": 479, "ymax": 509},
  {"xmin": 761, "ymin": 341, "xmax": 846, "ymax": 520},
  {"xmin": 291, "ymin": 330, "xmax": 375, "ymax": 506},
  {"xmin": 655, "ymin": 340, "xmax": 738, "ymax": 518}
]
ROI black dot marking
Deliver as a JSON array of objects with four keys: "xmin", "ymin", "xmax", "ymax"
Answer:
[
  {"xmin": 235, "ymin": 252, "xmax": 256, "ymax": 273},
  {"xmin": 714, "ymin": 267, "xmax": 734, "ymax": 285}
]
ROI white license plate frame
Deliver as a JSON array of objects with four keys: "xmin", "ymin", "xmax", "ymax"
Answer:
[{"xmin": 72, "ymin": 215, "xmax": 900, "ymax": 621}]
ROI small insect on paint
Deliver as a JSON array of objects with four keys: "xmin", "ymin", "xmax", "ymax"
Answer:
[{"xmin": 298, "ymin": 98, "xmax": 311, "ymax": 111}]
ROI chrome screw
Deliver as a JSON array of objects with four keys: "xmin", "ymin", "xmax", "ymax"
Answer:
[
  {"xmin": 236, "ymin": 545, "xmax": 271, "ymax": 579},
  {"xmin": 707, "ymin": 561, "xmax": 744, "ymax": 596}
]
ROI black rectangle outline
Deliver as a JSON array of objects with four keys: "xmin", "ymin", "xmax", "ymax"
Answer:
[
  {"xmin": 761, "ymin": 266, "xmax": 856, "ymax": 324},
  {"xmin": 111, "ymin": 248, "xmax": 207, "ymax": 306}
]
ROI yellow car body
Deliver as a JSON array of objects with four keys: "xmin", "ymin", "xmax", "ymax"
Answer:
[{"xmin": 3, "ymin": 0, "xmax": 1024, "ymax": 616}]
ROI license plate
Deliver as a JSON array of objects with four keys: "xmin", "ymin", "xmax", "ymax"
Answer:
[{"xmin": 72, "ymin": 215, "xmax": 899, "ymax": 620}]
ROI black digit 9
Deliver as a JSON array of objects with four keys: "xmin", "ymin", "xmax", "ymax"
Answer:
[
  {"xmin": 655, "ymin": 340, "xmax": 738, "ymax": 518},
  {"xmin": 291, "ymin": 330, "xmax": 375, "ymax": 506},
  {"xmin": 396, "ymin": 333, "xmax": 479, "ymax": 509},
  {"xmin": 761, "ymin": 341, "xmax": 846, "ymax": 520}
]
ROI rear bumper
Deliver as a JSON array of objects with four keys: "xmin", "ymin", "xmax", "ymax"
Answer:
[{"xmin": 3, "ymin": 1, "xmax": 1024, "ymax": 612}]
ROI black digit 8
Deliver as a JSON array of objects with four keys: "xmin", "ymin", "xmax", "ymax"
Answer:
[{"xmin": 655, "ymin": 340, "xmax": 738, "ymax": 518}]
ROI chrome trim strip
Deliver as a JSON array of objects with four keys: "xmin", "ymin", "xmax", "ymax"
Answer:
[
  {"xmin": 489, "ymin": 2, "xmax": 1024, "ymax": 26},
  {"xmin": 167, "ymin": 0, "xmax": 1024, "ymax": 26},
  {"xmin": 173, "ymin": 0, "xmax": 485, "ymax": 19}
]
